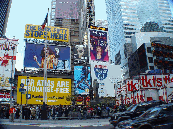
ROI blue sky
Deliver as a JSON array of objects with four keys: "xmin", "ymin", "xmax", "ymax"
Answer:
[
  {"xmin": 5, "ymin": 0, "xmax": 173, "ymax": 71},
  {"xmin": 5, "ymin": 0, "xmax": 107, "ymax": 71}
]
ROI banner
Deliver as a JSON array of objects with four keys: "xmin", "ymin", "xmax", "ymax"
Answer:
[
  {"xmin": 17, "ymin": 76, "xmax": 71, "ymax": 105},
  {"xmin": 73, "ymin": 45, "xmax": 89, "ymax": 63},
  {"xmin": 0, "ymin": 38, "xmax": 18, "ymax": 89},
  {"xmin": 74, "ymin": 66, "xmax": 91, "ymax": 95},
  {"xmin": 126, "ymin": 74, "xmax": 173, "ymax": 91},
  {"xmin": 24, "ymin": 24, "xmax": 69, "ymax": 42},
  {"xmin": 55, "ymin": 0, "xmax": 79, "ymax": 19},
  {"xmin": 94, "ymin": 65, "xmax": 108, "ymax": 80},
  {"xmin": 24, "ymin": 43, "xmax": 71, "ymax": 70},
  {"xmin": 89, "ymin": 29, "xmax": 109, "ymax": 62}
]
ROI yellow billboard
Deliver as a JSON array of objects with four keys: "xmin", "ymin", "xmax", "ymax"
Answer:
[
  {"xmin": 17, "ymin": 76, "xmax": 71, "ymax": 105},
  {"xmin": 24, "ymin": 24, "xmax": 69, "ymax": 42}
]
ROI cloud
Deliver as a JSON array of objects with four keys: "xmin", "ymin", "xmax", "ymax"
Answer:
[{"xmin": 15, "ymin": 52, "xmax": 24, "ymax": 71}]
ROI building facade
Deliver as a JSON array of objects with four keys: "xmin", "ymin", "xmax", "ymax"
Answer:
[
  {"xmin": 0, "ymin": 0, "xmax": 12, "ymax": 38},
  {"xmin": 105, "ymin": 0, "xmax": 173, "ymax": 79}
]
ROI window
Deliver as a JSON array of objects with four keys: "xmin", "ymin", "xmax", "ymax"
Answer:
[
  {"xmin": 148, "ymin": 57, "xmax": 153, "ymax": 63},
  {"xmin": 147, "ymin": 47, "xmax": 152, "ymax": 53},
  {"xmin": 150, "ymin": 66, "xmax": 154, "ymax": 70}
]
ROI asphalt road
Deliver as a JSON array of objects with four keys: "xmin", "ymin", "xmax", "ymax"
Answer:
[{"xmin": 0, "ymin": 125, "xmax": 115, "ymax": 129}]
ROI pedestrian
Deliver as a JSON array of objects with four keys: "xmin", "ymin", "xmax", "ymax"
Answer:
[
  {"xmin": 31, "ymin": 107, "xmax": 36, "ymax": 120},
  {"xmin": 106, "ymin": 106, "xmax": 110, "ymax": 117},
  {"xmin": 16, "ymin": 106, "xmax": 20, "ymax": 119},
  {"xmin": 9, "ymin": 106, "xmax": 16, "ymax": 122},
  {"xmin": 6, "ymin": 107, "xmax": 10, "ymax": 119}
]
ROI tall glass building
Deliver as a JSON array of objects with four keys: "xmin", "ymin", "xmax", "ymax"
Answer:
[
  {"xmin": 105, "ymin": 0, "xmax": 173, "ymax": 75},
  {"xmin": 0, "ymin": 0, "xmax": 12, "ymax": 38}
]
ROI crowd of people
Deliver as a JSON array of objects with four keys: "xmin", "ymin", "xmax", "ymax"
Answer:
[{"xmin": 0, "ymin": 104, "xmax": 130, "ymax": 120}]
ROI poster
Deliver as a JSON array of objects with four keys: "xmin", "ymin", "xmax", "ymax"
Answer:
[
  {"xmin": 73, "ymin": 45, "xmax": 89, "ymax": 63},
  {"xmin": 24, "ymin": 43, "xmax": 71, "ymax": 70},
  {"xmin": 89, "ymin": 29, "xmax": 109, "ymax": 62},
  {"xmin": 0, "ymin": 38, "xmax": 18, "ymax": 90},
  {"xmin": 17, "ymin": 76, "xmax": 71, "ymax": 105},
  {"xmin": 74, "ymin": 66, "xmax": 91, "ymax": 95}
]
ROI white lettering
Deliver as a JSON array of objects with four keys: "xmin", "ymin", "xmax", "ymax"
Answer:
[
  {"xmin": 30, "ymin": 79, "xmax": 34, "ymax": 86},
  {"xmin": 47, "ymin": 87, "xmax": 50, "ymax": 92},
  {"xmin": 61, "ymin": 81, "xmax": 65, "ymax": 87},
  {"xmin": 47, "ymin": 80, "xmax": 50, "ymax": 86},
  {"xmin": 66, "ymin": 81, "xmax": 69, "ymax": 87},
  {"xmin": 28, "ymin": 86, "xmax": 31, "ymax": 91},
  {"xmin": 21, "ymin": 79, "xmax": 25, "ymax": 85},
  {"xmin": 36, "ymin": 87, "xmax": 42, "ymax": 92},
  {"xmin": 41, "ymin": 80, "xmax": 44, "ymax": 86},
  {"xmin": 51, "ymin": 87, "xmax": 53, "ymax": 92},
  {"xmin": 51, "ymin": 81, "xmax": 54, "ymax": 87},
  {"xmin": 37, "ymin": 80, "xmax": 41, "ymax": 86},
  {"xmin": 57, "ymin": 81, "xmax": 61, "ymax": 87},
  {"xmin": 32, "ymin": 86, "xmax": 35, "ymax": 92}
]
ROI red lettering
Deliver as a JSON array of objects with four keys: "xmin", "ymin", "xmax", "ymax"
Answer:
[
  {"xmin": 164, "ymin": 75, "xmax": 170, "ymax": 84},
  {"xmin": 141, "ymin": 76, "xmax": 147, "ymax": 87},
  {"xmin": 127, "ymin": 81, "xmax": 133, "ymax": 91},
  {"xmin": 157, "ymin": 78, "xmax": 162, "ymax": 87},
  {"xmin": 152, "ymin": 76, "xmax": 156, "ymax": 87}
]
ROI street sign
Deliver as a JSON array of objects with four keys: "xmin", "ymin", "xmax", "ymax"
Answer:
[
  {"xmin": 19, "ymin": 88, "xmax": 26, "ymax": 93},
  {"xmin": 20, "ymin": 83, "xmax": 24, "ymax": 88},
  {"xmin": 26, "ymin": 94, "xmax": 31, "ymax": 99}
]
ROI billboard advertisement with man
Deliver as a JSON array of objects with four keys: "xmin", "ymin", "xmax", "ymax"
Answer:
[
  {"xmin": 74, "ymin": 66, "xmax": 91, "ymax": 95},
  {"xmin": 0, "ymin": 38, "xmax": 18, "ymax": 90},
  {"xmin": 17, "ymin": 76, "xmax": 71, "ymax": 105},
  {"xmin": 89, "ymin": 29, "xmax": 109, "ymax": 62},
  {"xmin": 73, "ymin": 45, "xmax": 89, "ymax": 64},
  {"xmin": 24, "ymin": 43, "xmax": 71, "ymax": 70}
]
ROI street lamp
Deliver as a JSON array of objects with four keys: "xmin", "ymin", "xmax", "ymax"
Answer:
[{"xmin": 26, "ymin": 76, "xmax": 29, "ymax": 106}]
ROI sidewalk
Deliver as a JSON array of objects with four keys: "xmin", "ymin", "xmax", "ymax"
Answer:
[{"xmin": 0, "ymin": 118, "xmax": 110, "ymax": 127}]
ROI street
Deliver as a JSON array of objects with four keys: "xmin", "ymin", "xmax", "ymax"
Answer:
[{"xmin": 0, "ymin": 118, "xmax": 114, "ymax": 129}]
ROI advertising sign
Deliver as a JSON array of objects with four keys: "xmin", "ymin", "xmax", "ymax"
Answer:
[
  {"xmin": 24, "ymin": 24, "xmax": 69, "ymax": 42},
  {"xmin": 73, "ymin": 45, "xmax": 89, "ymax": 63},
  {"xmin": 89, "ymin": 29, "xmax": 109, "ymax": 62},
  {"xmin": 126, "ymin": 74, "xmax": 173, "ymax": 91},
  {"xmin": 94, "ymin": 65, "xmax": 108, "ymax": 80},
  {"xmin": 17, "ymin": 76, "xmax": 71, "ymax": 105},
  {"xmin": 24, "ymin": 43, "xmax": 71, "ymax": 70},
  {"xmin": 55, "ymin": 0, "xmax": 79, "ymax": 19},
  {"xmin": 74, "ymin": 66, "xmax": 91, "ymax": 95},
  {"xmin": 90, "ymin": 61, "xmax": 122, "ymax": 97},
  {"xmin": 0, "ymin": 38, "xmax": 18, "ymax": 89}
]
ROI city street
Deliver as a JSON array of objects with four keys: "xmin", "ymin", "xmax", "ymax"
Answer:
[{"xmin": 0, "ymin": 118, "xmax": 113, "ymax": 129}]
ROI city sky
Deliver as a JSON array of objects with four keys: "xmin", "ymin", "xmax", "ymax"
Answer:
[
  {"xmin": 5, "ymin": 0, "xmax": 173, "ymax": 71},
  {"xmin": 5, "ymin": 0, "xmax": 107, "ymax": 71}
]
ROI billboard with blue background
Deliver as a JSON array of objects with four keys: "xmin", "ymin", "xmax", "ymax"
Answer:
[
  {"xmin": 24, "ymin": 43, "xmax": 71, "ymax": 70},
  {"xmin": 74, "ymin": 66, "xmax": 91, "ymax": 95}
]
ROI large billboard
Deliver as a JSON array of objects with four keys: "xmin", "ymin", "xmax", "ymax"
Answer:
[
  {"xmin": 0, "ymin": 38, "xmax": 18, "ymax": 90},
  {"xmin": 24, "ymin": 24, "xmax": 69, "ymax": 42},
  {"xmin": 89, "ymin": 29, "xmax": 109, "ymax": 62},
  {"xmin": 73, "ymin": 45, "xmax": 89, "ymax": 64},
  {"xmin": 24, "ymin": 43, "xmax": 71, "ymax": 70},
  {"xmin": 55, "ymin": 0, "xmax": 79, "ymax": 19},
  {"xmin": 17, "ymin": 76, "xmax": 71, "ymax": 105},
  {"xmin": 91, "ymin": 61, "xmax": 122, "ymax": 97},
  {"xmin": 74, "ymin": 66, "xmax": 91, "ymax": 95}
]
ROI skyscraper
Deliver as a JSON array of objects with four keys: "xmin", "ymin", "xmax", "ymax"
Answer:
[
  {"xmin": 105, "ymin": 0, "xmax": 173, "ymax": 78},
  {"xmin": 0, "ymin": 0, "xmax": 12, "ymax": 38}
]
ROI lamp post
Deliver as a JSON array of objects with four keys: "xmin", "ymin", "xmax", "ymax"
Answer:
[
  {"xmin": 9, "ymin": 46, "xmax": 15, "ymax": 122},
  {"xmin": 26, "ymin": 76, "xmax": 29, "ymax": 106}
]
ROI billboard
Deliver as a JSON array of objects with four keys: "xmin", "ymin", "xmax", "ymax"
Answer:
[
  {"xmin": 73, "ymin": 45, "xmax": 89, "ymax": 64},
  {"xmin": 0, "ymin": 38, "xmax": 18, "ymax": 90},
  {"xmin": 89, "ymin": 29, "xmax": 109, "ymax": 62},
  {"xmin": 17, "ymin": 76, "xmax": 71, "ymax": 105},
  {"xmin": 24, "ymin": 24, "xmax": 69, "ymax": 42},
  {"xmin": 74, "ymin": 66, "xmax": 91, "ymax": 95},
  {"xmin": 24, "ymin": 43, "xmax": 71, "ymax": 70},
  {"xmin": 55, "ymin": 0, "xmax": 79, "ymax": 19},
  {"xmin": 91, "ymin": 61, "xmax": 122, "ymax": 97}
]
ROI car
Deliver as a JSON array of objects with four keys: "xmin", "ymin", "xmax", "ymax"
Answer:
[
  {"xmin": 116, "ymin": 103, "xmax": 173, "ymax": 129},
  {"xmin": 109, "ymin": 100, "xmax": 166, "ymax": 127}
]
